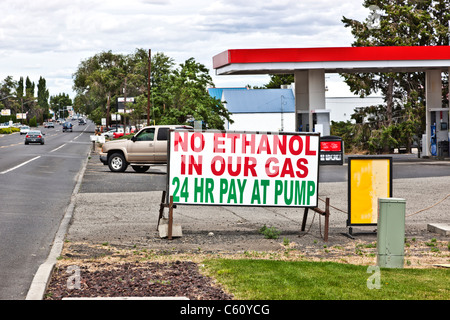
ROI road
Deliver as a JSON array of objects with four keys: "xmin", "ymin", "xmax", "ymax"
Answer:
[
  {"xmin": 1, "ymin": 122, "xmax": 450, "ymax": 299},
  {"xmin": 0, "ymin": 121, "xmax": 94, "ymax": 299}
]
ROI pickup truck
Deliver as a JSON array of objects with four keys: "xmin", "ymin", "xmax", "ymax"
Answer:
[{"xmin": 99, "ymin": 125, "xmax": 192, "ymax": 172}]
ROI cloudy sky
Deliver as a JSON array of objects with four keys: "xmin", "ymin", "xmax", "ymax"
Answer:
[{"xmin": 0, "ymin": 0, "xmax": 371, "ymax": 99}]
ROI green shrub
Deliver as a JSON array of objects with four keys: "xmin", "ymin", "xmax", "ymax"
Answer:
[
  {"xmin": 259, "ymin": 225, "xmax": 281, "ymax": 239},
  {"xmin": 29, "ymin": 116, "xmax": 37, "ymax": 127},
  {"xmin": 0, "ymin": 127, "xmax": 19, "ymax": 134}
]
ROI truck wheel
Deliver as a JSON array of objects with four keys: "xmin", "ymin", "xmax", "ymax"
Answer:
[
  {"xmin": 132, "ymin": 165, "xmax": 150, "ymax": 173},
  {"xmin": 108, "ymin": 153, "xmax": 128, "ymax": 172}
]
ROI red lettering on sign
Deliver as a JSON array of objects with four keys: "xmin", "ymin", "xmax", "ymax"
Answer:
[
  {"xmin": 226, "ymin": 133, "xmax": 240, "ymax": 153},
  {"xmin": 320, "ymin": 141, "xmax": 341, "ymax": 152},
  {"xmin": 213, "ymin": 133, "xmax": 226, "ymax": 153},
  {"xmin": 265, "ymin": 157, "xmax": 279, "ymax": 177},
  {"xmin": 296, "ymin": 158, "xmax": 309, "ymax": 178},
  {"xmin": 180, "ymin": 154, "xmax": 202, "ymax": 175},
  {"xmin": 273, "ymin": 135, "xmax": 287, "ymax": 155},
  {"xmin": 280, "ymin": 158, "xmax": 295, "ymax": 177},
  {"xmin": 305, "ymin": 136, "xmax": 317, "ymax": 156},
  {"xmin": 211, "ymin": 156, "xmax": 225, "ymax": 175},
  {"xmin": 191, "ymin": 132, "xmax": 205, "ymax": 152},
  {"xmin": 288, "ymin": 136, "xmax": 303, "ymax": 156},
  {"xmin": 174, "ymin": 131, "xmax": 189, "ymax": 152},
  {"xmin": 227, "ymin": 156, "xmax": 241, "ymax": 176},
  {"xmin": 242, "ymin": 134, "xmax": 256, "ymax": 154},
  {"xmin": 244, "ymin": 157, "xmax": 257, "ymax": 177},
  {"xmin": 211, "ymin": 156, "xmax": 257, "ymax": 177},
  {"xmin": 257, "ymin": 134, "xmax": 271, "ymax": 154}
]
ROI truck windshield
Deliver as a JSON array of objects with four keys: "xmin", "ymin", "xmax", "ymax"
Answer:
[{"xmin": 135, "ymin": 128, "xmax": 155, "ymax": 141}]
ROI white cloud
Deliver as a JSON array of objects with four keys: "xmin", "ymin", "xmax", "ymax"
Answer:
[{"xmin": 0, "ymin": 0, "xmax": 370, "ymax": 98}]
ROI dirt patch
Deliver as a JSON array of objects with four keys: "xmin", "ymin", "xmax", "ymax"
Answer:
[
  {"xmin": 45, "ymin": 258, "xmax": 232, "ymax": 300},
  {"xmin": 44, "ymin": 234, "xmax": 450, "ymax": 300}
]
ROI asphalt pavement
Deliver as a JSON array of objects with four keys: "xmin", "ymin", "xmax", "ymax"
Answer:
[
  {"xmin": 0, "ymin": 122, "xmax": 93, "ymax": 300},
  {"xmin": 26, "ymin": 147, "xmax": 450, "ymax": 299}
]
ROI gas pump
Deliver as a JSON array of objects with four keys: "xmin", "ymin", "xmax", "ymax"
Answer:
[
  {"xmin": 296, "ymin": 109, "xmax": 330, "ymax": 136},
  {"xmin": 296, "ymin": 111, "xmax": 309, "ymax": 132},
  {"xmin": 430, "ymin": 124, "xmax": 437, "ymax": 156},
  {"xmin": 429, "ymin": 109, "xmax": 449, "ymax": 157}
]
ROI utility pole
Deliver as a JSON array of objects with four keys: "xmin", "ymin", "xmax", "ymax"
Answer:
[
  {"xmin": 147, "ymin": 49, "xmax": 151, "ymax": 126},
  {"xmin": 123, "ymin": 77, "xmax": 127, "ymax": 132}
]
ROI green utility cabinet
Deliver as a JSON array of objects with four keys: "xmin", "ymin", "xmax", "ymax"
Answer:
[{"xmin": 377, "ymin": 198, "xmax": 406, "ymax": 268}]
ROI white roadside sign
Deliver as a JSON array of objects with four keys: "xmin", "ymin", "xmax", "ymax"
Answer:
[{"xmin": 168, "ymin": 130, "xmax": 320, "ymax": 207}]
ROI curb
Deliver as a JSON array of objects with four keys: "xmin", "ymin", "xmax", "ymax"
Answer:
[{"xmin": 25, "ymin": 151, "xmax": 90, "ymax": 300}]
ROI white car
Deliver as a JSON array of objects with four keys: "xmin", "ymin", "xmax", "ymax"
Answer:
[
  {"xmin": 101, "ymin": 129, "xmax": 118, "ymax": 139},
  {"xmin": 20, "ymin": 125, "xmax": 30, "ymax": 135}
]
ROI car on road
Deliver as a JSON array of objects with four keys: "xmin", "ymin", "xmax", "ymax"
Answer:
[
  {"xmin": 99, "ymin": 125, "xmax": 192, "ymax": 172},
  {"xmin": 20, "ymin": 125, "xmax": 30, "ymax": 135},
  {"xmin": 113, "ymin": 131, "xmax": 125, "ymax": 139},
  {"xmin": 24, "ymin": 130, "xmax": 45, "ymax": 145},
  {"xmin": 78, "ymin": 118, "xmax": 86, "ymax": 125},
  {"xmin": 44, "ymin": 122, "xmax": 55, "ymax": 128},
  {"xmin": 101, "ymin": 129, "xmax": 119, "ymax": 139},
  {"xmin": 62, "ymin": 121, "xmax": 73, "ymax": 132}
]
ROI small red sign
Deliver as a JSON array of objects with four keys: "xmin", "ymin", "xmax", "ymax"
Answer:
[{"xmin": 320, "ymin": 141, "xmax": 341, "ymax": 152}]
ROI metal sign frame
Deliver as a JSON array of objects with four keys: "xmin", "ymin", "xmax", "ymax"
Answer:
[{"xmin": 347, "ymin": 156, "xmax": 392, "ymax": 228}]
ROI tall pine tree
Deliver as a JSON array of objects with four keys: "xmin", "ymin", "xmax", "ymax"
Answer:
[
  {"xmin": 340, "ymin": 0, "xmax": 450, "ymax": 153},
  {"xmin": 37, "ymin": 77, "xmax": 50, "ymax": 120}
]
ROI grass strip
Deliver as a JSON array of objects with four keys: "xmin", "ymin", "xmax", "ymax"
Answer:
[{"xmin": 204, "ymin": 259, "xmax": 450, "ymax": 300}]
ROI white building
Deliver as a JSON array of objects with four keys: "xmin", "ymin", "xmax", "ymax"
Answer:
[{"xmin": 208, "ymin": 87, "xmax": 383, "ymax": 133}]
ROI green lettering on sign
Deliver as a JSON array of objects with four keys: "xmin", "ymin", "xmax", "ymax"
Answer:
[
  {"xmin": 205, "ymin": 178, "xmax": 214, "ymax": 203},
  {"xmin": 251, "ymin": 180, "xmax": 261, "ymax": 204},
  {"xmin": 172, "ymin": 177, "xmax": 189, "ymax": 202}
]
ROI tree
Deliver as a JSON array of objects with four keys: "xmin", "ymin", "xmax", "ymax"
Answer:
[
  {"xmin": 148, "ymin": 52, "xmax": 176, "ymax": 123},
  {"xmin": 161, "ymin": 57, "xmax": 232, "ymax": 129},
  {"xmin": 25, "ymin": 76, "xmax": 35, "ymax": 98},
  {"xmin": 37, "ymin": 77, "xmax": 50, "ymax": 120},
  {"xmin": 50, "ymin": 93, "xmax": 72, "ymax": 119},
  {"xmin": 0, "ymin": 76, "xmax": 19, "ymax": 113},
  {"xmin": 265, "ymin": 74, "xmax": 294, "ymax": 89},
  {"xmin": 16, "ymin": 76, "xmax": 24, "ymax": 105},
  {"xmin": 73, "ymin": 50, "xmax": 232, "ymax": 130},
  {"xmin": 340, "ymin": 0, "xmax": 449, "ymax": 153},
  {"xmin": 73, "ymin": 51, "xmax": 125, "ymax": 127}
]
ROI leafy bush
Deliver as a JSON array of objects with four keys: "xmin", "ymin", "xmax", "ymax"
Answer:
[
  {"xmin": 258, "ymin": 225, "xmax": 281, "ymax": 239},
  {"xmin": 29, "ymin": 116, "xmax": 37, "ymax": 127},
  {"xmin": 0, "ymin": 127, "xmax": 19, "ymax": 134}
]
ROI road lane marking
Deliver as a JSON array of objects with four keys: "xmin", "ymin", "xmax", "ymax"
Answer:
[
  {"xmin": 50, "ymin": 144, "xmax": 67, "ymax": 153},
  {"xmin": 0, "ymin": 156, "xmax": 41, "ymax": 175},
  {"xmin": 73, "ymin": 127, "xmax": 88, "ymax": 140},
  {"xmin": 0, "ymin": 143, "xmax": 22, "ymax": 148}
]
